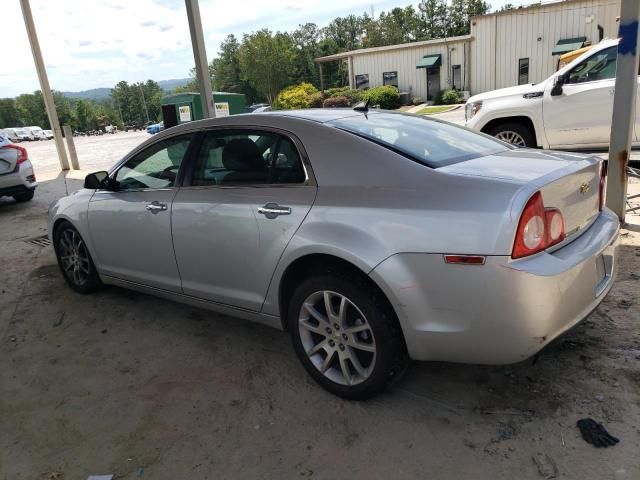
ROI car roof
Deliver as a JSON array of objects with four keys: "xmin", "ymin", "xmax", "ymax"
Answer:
[{"xmin": 264, "ymin": 108, "xmax": 372, "ymax": 124}]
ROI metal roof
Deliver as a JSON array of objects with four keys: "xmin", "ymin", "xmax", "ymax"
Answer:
[{"xmin": 314, "ymin": 35, "xmax": 472, "ymax": 63}]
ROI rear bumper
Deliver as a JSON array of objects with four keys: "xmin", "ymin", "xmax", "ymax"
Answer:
[
  {"xmin": 0, "ymin": 161, "xmax": 37, "ymax": 196},
  {"xmin": 370, "ymin": 208, "xmax": 620, "ymax": 364}
]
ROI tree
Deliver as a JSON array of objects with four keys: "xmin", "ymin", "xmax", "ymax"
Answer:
[
  {"xmin": 417, "ymin": 0, "xmax": 447, "ymax": 40},
  {"xmin": 239, "ymin": 29, "xmax": 295, "ymax": 104},
  {"xmin": 0, "ymin": 98, "xmax": 19, "ymax": 128},
  {"xmin": 74, "ymin": 100, "xmax": 95, "ymax": 131}
]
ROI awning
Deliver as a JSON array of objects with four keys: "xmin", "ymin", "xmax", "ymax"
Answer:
[
  {"xmin": 416, "ymin": 54, "xmax": 442, "ymax": 69},
  {"xmin": 552, "ymin": 37, "xmax": 587, "ymax": 55}
]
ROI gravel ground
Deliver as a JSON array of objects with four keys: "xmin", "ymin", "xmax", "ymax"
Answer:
[{"xmin": 1, "ymin": 133, "xmax": 639, "ymax": 480}]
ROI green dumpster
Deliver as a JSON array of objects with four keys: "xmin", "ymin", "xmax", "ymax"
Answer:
[{"xmin": 160, "ymin": 92, "xmax": 247, "ymax": 128}]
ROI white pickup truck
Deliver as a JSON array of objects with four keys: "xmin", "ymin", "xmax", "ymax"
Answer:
[{"xmin": 465, "ymin": 38, "xmax": 632, "ymax": 150}]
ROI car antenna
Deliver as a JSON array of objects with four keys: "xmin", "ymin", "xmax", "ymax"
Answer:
[{"xmin": 353, "ymin": 99, "xmax": 369, "ymax": 112}]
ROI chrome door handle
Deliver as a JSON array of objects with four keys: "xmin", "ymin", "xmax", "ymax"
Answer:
[
  {"xmin": 258, "ymin": 203, "xmax": 291, "ymax": 219},
  {"xmin": 145, "ymin": 201, "xmax": 168, "ymax": 213}
]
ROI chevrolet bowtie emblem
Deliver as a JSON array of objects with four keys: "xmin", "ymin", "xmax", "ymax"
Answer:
[{"xmin": 579, "ymin": 182, "xmax": 590, "ymax": 194}]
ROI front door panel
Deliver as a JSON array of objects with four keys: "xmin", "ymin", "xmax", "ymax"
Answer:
[
  {"xmin": 543, "ymin": 80, "xmax": 614, "ymax": 147},
  {"xmin": 88, "ymin": 189, "xmax": 182, "ymax": 291}
]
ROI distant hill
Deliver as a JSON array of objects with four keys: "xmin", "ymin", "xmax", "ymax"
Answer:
[{"xmin": 61, "ymin": 78, "xmax": 191, "ymax": 100}]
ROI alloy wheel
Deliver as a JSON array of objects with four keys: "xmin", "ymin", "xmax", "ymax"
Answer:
[
  {"xmin": 58, "ymin": 229, "xmax": 90, "ymax": 286},
  {"xmin": 495, "ymin": 130, "xmax": 527, "ymax": 147},
  {"xmin": 298, "ymin": 290, "xmax": 376, "ymax": 386}
]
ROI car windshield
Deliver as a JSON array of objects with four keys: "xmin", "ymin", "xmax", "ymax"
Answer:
[
  {"xmin": 15, "ymin": 129, "xmax": 27, "ymax": 135},
  {"xmin": 328, "ymin": 112, "xmax": 511, "ymax": 167}
]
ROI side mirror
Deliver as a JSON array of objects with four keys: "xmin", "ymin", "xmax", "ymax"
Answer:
[
  {"xmin": 84, "ymin": 171, "xmax": 109, "ymax": 189},
  {"xmin": 550, "ymin": 74, "xmax": 567, "ymax": 96}
]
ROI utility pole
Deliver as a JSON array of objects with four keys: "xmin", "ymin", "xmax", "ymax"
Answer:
[
  {"xmin": 606, "ymin": 0, "xmax": 640, "ymax": 222},
  {"xmin": 139, "ymin": 83, "xmax": 150, "ymax": 123},
  {"xmin": 185, "ymin": 0, "xmax": 215, "ymax": 118},
  {"xmin": 19, "ymin": 0, "xmax": 70, "ymax": 170}
]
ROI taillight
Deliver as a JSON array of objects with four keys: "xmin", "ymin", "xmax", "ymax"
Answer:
[
  {"xmin": 4, "ymin": 144, "xmax": 28, "ymax": 165},
  {"xmin": 599, "ymin": 161, "xmax": 607, "ymax": 211},
  {"xmin": 512, "ymin": 191, "xmax": 565, "ymax": 259}
]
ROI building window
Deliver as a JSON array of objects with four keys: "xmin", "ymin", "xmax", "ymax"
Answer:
[
  {"xmin": 355, "ymin": 74, "xmax": 369, "ymax": 90},
  {"xmin": 383, "ymin": 71, "xmax": 398, "ymax": 87},
  {"xmin": 518, "ymin": 58, "xmax": 529, "ymax": 85},
  {"xmin": 452, "ymin": 65, "xmax": 461, "ymax": 90}
]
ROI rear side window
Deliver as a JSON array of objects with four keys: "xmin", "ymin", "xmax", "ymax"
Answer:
[
  {"xmin": 329, "ymin": 113, "xmax": 511, "ymax": 167},
  {"xmin": 191, "ymin": 130, "xmax": 306, "ymax": 186}
]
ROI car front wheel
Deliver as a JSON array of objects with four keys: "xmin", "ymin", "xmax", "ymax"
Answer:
[
  {"xmin": 288, "ymin": 273, "xmax": 407, "ymax": 400},
  {"xmin": 54, "ymin": 222, "xmax": 103, "ymax": 294},
  {"xmin": 489, "ymin": 122, "xmax": 536, "ymax": 148},
  {"xmin": 13, "ymin": 191, "xmax": 34, "ymax": 202}
]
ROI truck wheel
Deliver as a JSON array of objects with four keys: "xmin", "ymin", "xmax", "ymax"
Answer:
[{"xmin": 489, "ymin": 123, "xmax": 536, "ymax": 148}]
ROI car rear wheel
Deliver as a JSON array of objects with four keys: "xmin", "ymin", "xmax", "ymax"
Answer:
[
  {"xmin": 489, "ymin": 123, "xmax": 536, "ymax": 148},
  {"xmin": 13, "ymin": 191, "xmax": 34, "ymax": 202},
  {"xmin": 54, "ymin": 222, "xmax": 103, "ymax": 294},
  {"xmin": 288, "ymin": 273, "xmax": 407, "ymax": 400}
]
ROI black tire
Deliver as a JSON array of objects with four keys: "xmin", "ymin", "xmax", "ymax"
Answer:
[
  {"xmin": 488, "ymin": 122, "xmax": 536, "ymax": 148},
  {"xmin": 288, "ymin": 272, "xmax": 408, "ymax": 400},
  {"xmin": 53, "ymin": 221, "xmax": 103, "ymax": 294},
  {"xmin": 13, "ymin": 190, "xmax": 34, "ymax": 202}
]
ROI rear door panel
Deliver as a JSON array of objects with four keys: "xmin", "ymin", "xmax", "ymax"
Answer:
[{"xmin": 172, "ymin": 185, "xmax": 316, "ymax": 311}]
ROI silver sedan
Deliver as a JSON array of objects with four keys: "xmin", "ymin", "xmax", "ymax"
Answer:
[{"xmin": 48, "ymin": 109, "xmax": 619, "ymax": 399}]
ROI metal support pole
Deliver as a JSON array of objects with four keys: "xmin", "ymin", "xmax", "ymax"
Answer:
[
  {"xmin": 139, "ymin": 84, "xmax": 150, "ymax": 123},
  {"xmin": 185, "ymin": 0, "xmax": 215, "ymax": 118},
  {"xmin": 319, "ymin": 63, "xmax": 324, "ymax": 98},
  {"xmin": 607, "ymin": 0, "xmax": 640, "ymax": 222},
  {"xmin": 62, "ymin": 125, "xmax": 80, "ymax": 170},
  {"xmin": 19, "ymin": 0, "xmax": 69, "ymax": 171}
]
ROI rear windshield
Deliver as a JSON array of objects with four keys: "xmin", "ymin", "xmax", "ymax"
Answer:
[{"xmin": 328, "ymin": 112, "xmax": 511, "ymax": 168}]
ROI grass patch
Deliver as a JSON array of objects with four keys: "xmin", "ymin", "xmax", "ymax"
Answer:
[{"xmin": 415, "ymin": 106, "xmax": 454, "ymax": 115}]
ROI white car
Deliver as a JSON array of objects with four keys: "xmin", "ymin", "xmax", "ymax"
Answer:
[
  {"xmin": 465, "ymin": 39, "xmax": 629, "ymax": 150},
  {"xmin": 0, "ymin": 135, "xmax": 37, "ymax": 201}
]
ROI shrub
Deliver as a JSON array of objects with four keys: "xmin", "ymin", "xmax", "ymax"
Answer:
[
  {"xmin": 432, "ymin": 90, "xmax": 444, "ymax": 105},
  {"xmin": 323, "ymin": 96, "xmax": 349, "ymax": 108},
  {"xmin": 308, "ymin": 92, "xmax": 323, "ymax": 108},
  {"xmin": 441, "ymin": 89, "xmax": 462, "ymax": 105},
  {"xmin": 275, "ymin": 82, "xmax": 319, "ymax": 110},
  {"xmin": 324, "ymin": 86, "xmax": 351, "ymax": 97},
  {"xmin": 360, "ymin": 85, "xmax": 400, "ymax": 110},
  {"xmin": 342, "ymin": 89, "xmax": 364, "ymax": 106}
]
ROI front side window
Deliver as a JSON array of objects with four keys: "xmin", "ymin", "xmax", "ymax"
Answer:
[
  {"xmin": 191, "ymin": 130, "xmax": 305, "ymax": 186},
  {"xmin": 566, "ymin": 46, "xmax": 617, "ymax": 84},
  {"xmin": 329, "ymin": 112, "xmax": 510, "ymax": 168},
  {"xmin": 355, "ymin": 74, "xmax": 370, "ymax": 89},
  {"xmin": 518, "ymin": 58, "xmax": 529, "ymax": 85},
  {"xmin": 114, "ymin": 134, "xmax": 193, "ymax": 190},
  {"xmin": 383, "ymin": 71, "xmax": 398, "ymax": 87}
]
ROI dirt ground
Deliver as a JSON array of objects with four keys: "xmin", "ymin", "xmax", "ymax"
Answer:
[{"xmin": 1, "ymin": 165, "xmax": 640, "ymax": 479}]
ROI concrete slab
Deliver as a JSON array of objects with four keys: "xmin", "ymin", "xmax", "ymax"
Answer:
[{"xmin": 1, "ymin": 133, "xmax": 640, "ymax": 480}]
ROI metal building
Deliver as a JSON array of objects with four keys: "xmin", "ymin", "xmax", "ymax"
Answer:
[
  {"xmin": 315, "ymin": 35, "xmax": 472, "ymax": 101},
  {"xmin": 315, "ymin": 0, "xmax": 621, "ymax": 98},
  {"xmin": 470, "ymin": 0, "xmax": 621, "ymax": 94}
]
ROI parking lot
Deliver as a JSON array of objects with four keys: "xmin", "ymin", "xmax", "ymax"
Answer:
[{"xmin": 2, "ymin": 121, "xmax": 640, "ymax": 479}]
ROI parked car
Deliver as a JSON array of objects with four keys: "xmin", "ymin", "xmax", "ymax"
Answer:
[
  {"xmin": 25, "ymin": 126, "xmax": 46, "ymax": 141},
  {"xmin": 248, "ymin": 103, "xmax": 270, "ymax": 112},
  {"xmin": 42, "ymin": 129, "xmax": 54, "ymax": 140},
  {"xmin": 4, "ymin": 128, "xmax": 31, "ymax": 142},
  {"xmin": 48, "ymin": 109, "xmax": 618, "ymax": 399},
  {"xmin": 146, "ymin": 121, "xmax": 164, "ymax": 135},
  {"xmin": 0, "ymin": 135, "xmax": 37, "ymax": 202},
  {"xmin": 466, "ymin": 38, "xmax": 627, "ymax": 149}
]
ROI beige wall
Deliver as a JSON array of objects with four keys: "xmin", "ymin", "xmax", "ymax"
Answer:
[
  {"xmin": 350, "ymin": 39, "xmax": 471, "ymax": 101},
  {"xmin": 470, "ymin": 0, "xmax": 621, "ymax": 94}
]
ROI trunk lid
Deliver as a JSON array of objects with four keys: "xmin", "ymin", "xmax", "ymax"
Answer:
[
  {"xmin": 0, "ymin": 145, "xmax": 19, "ymax": 175},
  {"xmin": 439, "ymin": 148, "xmax": 601, "ymax": 242}
]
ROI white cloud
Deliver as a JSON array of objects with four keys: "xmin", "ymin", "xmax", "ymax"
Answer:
[{"xmin": 0, "ymin": 0, "xmax": 525, "ymax": 97}]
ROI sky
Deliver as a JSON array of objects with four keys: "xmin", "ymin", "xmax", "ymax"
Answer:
[{"xmin": 1, "ymin": 0, "xmax": 528, "ymax": 98}]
